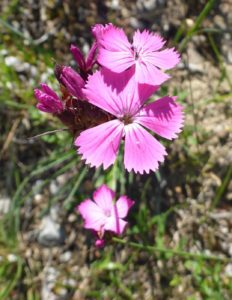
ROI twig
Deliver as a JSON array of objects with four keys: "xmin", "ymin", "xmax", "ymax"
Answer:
[
  {"xmin": 0, "ymin": 118, "xmax": 21, "ymax": 157},
  {"xmin": 27, "ymin": 128, "xmax": 68, "ymax": 141}
]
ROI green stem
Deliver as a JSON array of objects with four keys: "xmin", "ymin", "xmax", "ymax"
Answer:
[
  {"xmin": 208, "ymin": 33, "xmax": 232, "ymax": 89},
  {"xmin": 64, "ymin": 166, "xmax": 88, "ymax": 208},
  {"xmin": 113, "ymin": 237, "xmax": 232, "ymax": 263},
  {"xmin": 179, "ymin": 0, "xmax": 216, "ymax": 51},
  {"xmin": 108, "ymin": 159, "xmax": 118, "ymax": 192},
  {"xmin": 211, "ymin": 165, "xmax": 232, "ymax": 210}
]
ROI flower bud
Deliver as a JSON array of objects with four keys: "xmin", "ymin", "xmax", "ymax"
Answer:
[
  {"xmin": 85, "ymin": 42, "xmax": 97, "ymax": 71},
  {"xmin": 60, "ymin": 66, "xmax": 85, "ymax": 99},
  {"xmin": 34, "ymin": 83, "xmax": 63, "ymax": 114},
  {"xmin": 70, "ymin": 44, "xmax": 86, "ymax": 71},
  {"xmin": 95, "ymin": 239, "xmax": 105, "ymax": 248}
]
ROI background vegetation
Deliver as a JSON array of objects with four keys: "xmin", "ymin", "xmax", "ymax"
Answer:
[{"xmin": 0, "ymin": 0, "xmax": 232, "ymax": 299}]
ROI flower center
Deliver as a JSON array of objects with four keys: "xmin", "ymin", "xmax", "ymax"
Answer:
[
  {"xmin": 120, "ymin": 114, "xmax": 133, "ymax": 125},
  {"xmin": 135, "ymin": 51, "xmax": 139, "ymax": 60},
  {"xmin": 131, "ymin": 46, "xmax": 139, "ymax": 61},
  {"xmin": 104, "ymin": 209, "xmax": 111, "ymax": 217}
]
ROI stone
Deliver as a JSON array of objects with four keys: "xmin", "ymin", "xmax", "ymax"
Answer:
[
  {"xmin": 41, "ymin": 267, "xmax": 58, "ymax": 300},
  {"xmin": 7, "ymin": 254, "xmax": 18, "ymax": 262},
  {"xmin": 38, "ymin": 215, "xmax": 65, "ymax": 247},
  {"xmin": 186, "ymin": 46, "xmax": 205, "ymax": 73},
  {"xmin": 59, "ymin": 251, "xmax": 72, "ymax": 263},
  {"xmin": 0, "ymin": 196, "xmax": 11, "ymax": 214},
  {"xmin": 225, "ymin": 264, "xmax": 232, "ymax": 277},
  {"xmin": 49, "ymin": 181, "xmax": 59, "ymax": 195}
]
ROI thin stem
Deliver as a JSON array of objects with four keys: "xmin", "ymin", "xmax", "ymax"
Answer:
[
  {"xmin": 113, "ymin": 237, "xmax": 232, "ymax": 263},
  {"xmin": 179, "ymin": 0, "xmax": 216, "ymax": 51},
  {"xmin": 211, "ymin": 165, "xmax": 232, "ymax": 210},
  {"xmin": 208, "ymin": 33, "xmax": 232, "ymax": 90},
  {"xmin": 64, "ymin": 166, "xmax": 88, "ymax": 208},
  {"xmin": 27, "ymin": 128, "xmax": 68, "ymax": 141},
  {"xmin": 186, "ymin": 51, "xmax": 200, "ymax": 151}
]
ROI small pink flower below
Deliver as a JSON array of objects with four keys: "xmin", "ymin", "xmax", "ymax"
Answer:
[{"xmin": 77, "ymin": 185, "xmax": 134, "ymax": 247}]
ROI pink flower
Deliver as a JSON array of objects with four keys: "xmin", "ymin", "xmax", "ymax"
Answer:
[
  {"xmin": 95, "ymin": 24, "xmax": 180, "ymax": 86},
  {"xmin": 75, "ymin": 68, "xmax": 184, "ymax": 174},
  {"xmin": 78, "ymin": 185, "xmax": 134, "ymax": 244},
  {"xmin": 34, "ymin": 83, "xmax": 63, "ymax": 114}
]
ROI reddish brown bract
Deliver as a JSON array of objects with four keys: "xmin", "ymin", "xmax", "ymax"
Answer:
[{"xmin": 58, "ymin": 85, "xmax": 115, "ymax": 137}]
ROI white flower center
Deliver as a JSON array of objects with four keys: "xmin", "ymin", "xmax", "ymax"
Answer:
[{"xmin": 104, "ymin": 209, "xmax": 111, "ymax": 217}]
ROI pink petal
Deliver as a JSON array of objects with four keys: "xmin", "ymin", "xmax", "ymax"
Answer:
[
  {"xmin": 114, "ymin": 196, "xmax": 134, "ymax": 218},
  {"xmin": 137, "ymin": 83, "xmax": 159, "ymax": 105},
  {"xmin": 84, "ymin": 68, "xmax": 138, "ymax": 116},
  {"xmin": 135, "ymin": 96, "xmax": 184, "ymax": 140},
  {"xmin": 92, "ymin": 23, "xmax": 113, "ymax": 40},
  {"xmin": 75, "ymin": 120, "xmax": 123, "ymax": 170},
  {"xmin": 133, "ymin": 29, "xmax": 165, "ymax": 53},
  {"xmin": 98, "ymin": 26, "xmax": 131, "ymax": 52},
  {"xmin": 93, "ymin": 185, "xmax": 115, "ymax": 212},
  {"xmin": 78, "ymin": 199, "xmax": 106, "ymax": 231},
  {"xmin": 101, "ymin": 67, "xmax": 158, "ymax": 102},
  {"xmin": 135, "ymin": 61, "xmax": 170, "ymax": 85},
  {"xmin": 110, "ymin": 67, "xmax": 158, "ymax": 112},
  {"xmin": 97, "ymin": 26, "xmax": 134, "ymax": 73},
  {"xmin": 143, "ymin": 48, "xmax": 180, "ymax": 70},
  {"xmin": 100, "ymin": 67, "xmax": 134, "ymax": 94},
  {"xmin": 104, "ymin": 216, "xmax": 127, "ymax": 235},
  {"xmin": 84, "ymin": 70, "xmax": 123, "ymax": 116},
  {"xmin": 98, "ymin": 48, "xmax": 134, "ymax": 73},
  {"xmin": 85, "ymin": 68, "xmax": 157, "ymax": 119},
  {"xmin": 124, "ymin": 123, "xmax": 167, "ymax": 174}
]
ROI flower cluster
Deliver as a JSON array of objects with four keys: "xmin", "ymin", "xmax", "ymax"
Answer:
[
  {"xmin": 35, "ymin": 23, "xmax": 183, "ymax": 175},
  {"xmin": 34, "ymin": 24, "xmax": 184, "ymax": 246}
]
